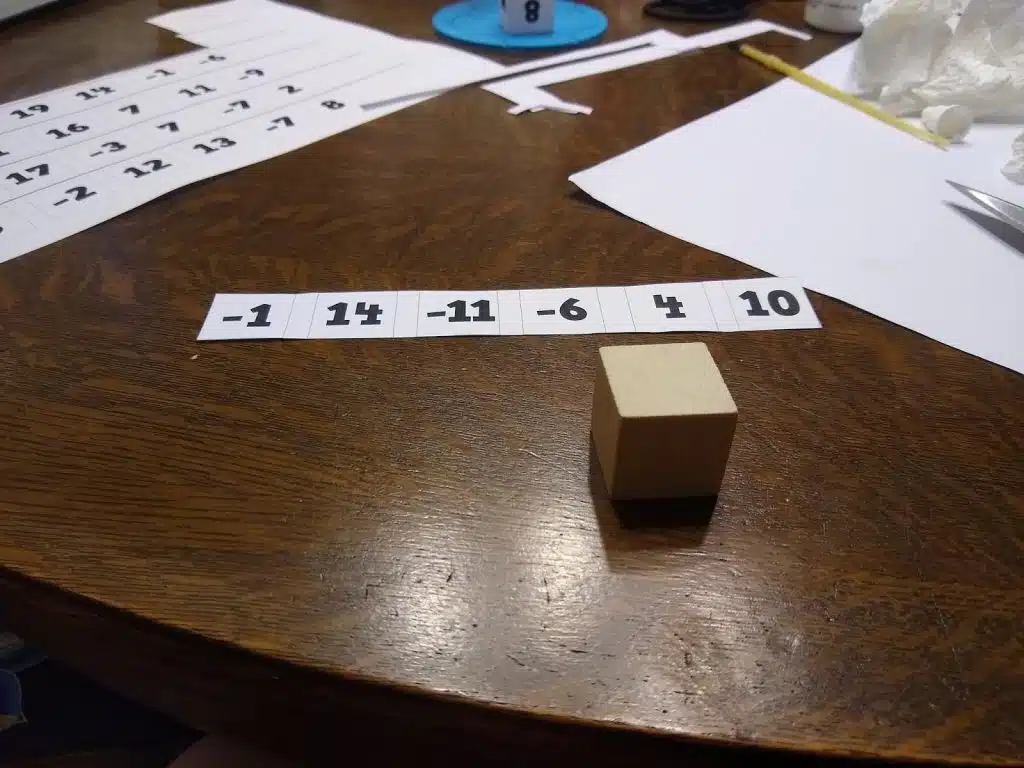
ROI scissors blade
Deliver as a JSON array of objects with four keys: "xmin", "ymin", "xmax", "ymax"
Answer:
[{"xmin": 947, "ymin": 180, "xmax": 1024, "ymax": 234}]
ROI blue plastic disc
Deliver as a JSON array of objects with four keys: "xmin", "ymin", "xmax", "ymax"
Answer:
[{"xmin": 433, "ymin": 0, "xmax": 608, "ymax": 49}]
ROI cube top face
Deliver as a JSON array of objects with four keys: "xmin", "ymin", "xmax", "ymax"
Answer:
[{"xmin": 597, "ymin": 343, "xmax": 736, "ymax": 419}]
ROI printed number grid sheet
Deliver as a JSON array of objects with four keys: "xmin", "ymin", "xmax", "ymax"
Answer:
[
  {"xmin": 0, "ymin": 1, "xmax": 504, "ymax": 266},
  {"xmin": 198, "ymin": 277, "xmax": 821, "ymax": 341}
]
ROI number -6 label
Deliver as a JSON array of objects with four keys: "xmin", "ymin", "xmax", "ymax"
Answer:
[
  {"xmin": 723, "ymin": 278, "xmax": 820, "ymax": 331},
  {"xmin": 501, "ymin": 0, "xmax": 554, "ymax": 34},
  {"xmin": 520, "ymin": 287, "xmax": 605, "ymax": 335}
]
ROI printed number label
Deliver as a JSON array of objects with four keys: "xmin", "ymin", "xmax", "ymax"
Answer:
[
  {"xmin": 51, "ymin": 186, "xmax": 96, "ymax": 206},
  {"xmin": 445, "ymin": 299, "xmax": 494, "ymax": 323},
  {"xmin": 321, "ymin": 100, "xmax": 345, "ymax": 110},
  {"xmin": 722, "ymin": 279, "xmax": 819, "ymax": 330},
  {"xmin": 224, "ymin": 100, "xmax": 250, "ymax": 113},
  {"xmin": 123, "ymin": 159, "xmax": 172, "ymax": 178},
  {"xmin": 76, "ymin": 86, "xmax": 114, "ymax": 101},
  {"xmin": 197, "ymin": 294, "xmax": 298, "ymax": 340},
  {"xmin": 11, "ymin": 104, "xmax": 48, "ymax": 119},
  {"xmin": 738, "ymin": 289, "xmax": 800, "ymax": 317},
  {"xmin": 245, "ymin": 303, "xmax": 272, "ymax": 327},
  {"xmin": 653, "ymin": 294, "xmax": 686, "ymax": 318},
  {"xmin": 555, "ymin": 298, "xmax": 586, "ymax": 320},
  {"xmin": 309, "ymin": 292, "xmax": 396, "ymax": 339},
  {"xmin": 6, "ymin": 164, "xmax": 49, "ymax": 185},
  {"xmin": 625, "ymin": 283, "xmax": 717, "ymax": 332},
  {"xmin": 47, "ymin": 123, "xmax": 89, "ymax": 140},
  {"xmin": 521, "ymin": 288, "xmax": 603, "ymax": 334},
  {"xmin": 267, "ymin": 116, "xmax": 293, "ymax": 131},
  {"xmin": 88, "ymin": 141, "xmax": 127, "ymax": 158},
  {"xmin": 194, "ymin": 137, "xmax": 236, "ymax": 154},
  {"xmin": 179, "ymin": 84, "xmax": 216, "ymax": 98},
  {"xmin": 326, "ymin": 301, "xmax": 384, "ymax": 326},
  {"xmin": 417, "ymin": 292, "xmax": 501, "ymax": 337}
]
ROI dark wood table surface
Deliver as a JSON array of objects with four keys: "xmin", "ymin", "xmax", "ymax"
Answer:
[{"xmin": 1, "ymin": 1, "xmax": 1022, "ymax": 765}]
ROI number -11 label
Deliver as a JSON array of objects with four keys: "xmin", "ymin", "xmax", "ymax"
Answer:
[{"xmin": 418, "ymin": 291, "xmax": 501, "ymax": 336}]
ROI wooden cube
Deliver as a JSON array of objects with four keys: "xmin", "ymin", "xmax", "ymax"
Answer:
[{"xmin": 591, "ymin": 343, "xmax": 737, "ymax": 500}]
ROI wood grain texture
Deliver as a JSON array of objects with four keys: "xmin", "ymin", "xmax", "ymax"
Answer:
[{"xmin": 1, "ymin": 0, "xmax": 1022, "ymax": 765}]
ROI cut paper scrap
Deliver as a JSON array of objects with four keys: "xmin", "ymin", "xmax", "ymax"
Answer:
[{"xmin": 486, "ymin": 20, "xmax": 811, "ymax": 115}]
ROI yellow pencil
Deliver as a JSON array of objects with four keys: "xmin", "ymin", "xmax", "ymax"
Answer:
[{"xmin": 736, "ymin": 43, "xmax": 949, "ymax": 150}]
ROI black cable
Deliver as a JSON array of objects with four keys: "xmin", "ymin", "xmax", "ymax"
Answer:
[{"xmin": 643, "ymin": 0, "xmax": 751, "ymax": 23}]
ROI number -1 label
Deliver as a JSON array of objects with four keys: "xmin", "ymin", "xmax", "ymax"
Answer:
[{"xmin": 197, "ymin": 294, "xmax": 297, "ymax": 340}]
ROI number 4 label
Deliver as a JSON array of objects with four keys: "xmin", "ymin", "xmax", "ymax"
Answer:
[
  {"xmin": 716, "ymin": 278, "xmax": 820, "ymax": 331},
  {"xmin": 501, "ymin": 0, "xmax": 554, "ymax": 34}
]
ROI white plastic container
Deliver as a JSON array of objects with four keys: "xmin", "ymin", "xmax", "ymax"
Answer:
[{"xmin": 804, "ymin": 0, "xmax": 868, "ymax": 34}]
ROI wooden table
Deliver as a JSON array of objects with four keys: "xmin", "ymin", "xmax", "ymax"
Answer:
[{"xmin": 1, "ymin": 1, "xmax": 1021, "ymax": 765}]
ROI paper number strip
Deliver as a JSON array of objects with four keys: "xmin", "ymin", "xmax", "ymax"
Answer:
[{"xmin": 197, "ymin": 278, "xmax": 821, "ymax": 341}]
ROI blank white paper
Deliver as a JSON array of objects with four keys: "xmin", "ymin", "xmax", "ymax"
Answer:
[{"xmin": 570, "ymin": 44, "xmax": 1024, "ymax": 375}]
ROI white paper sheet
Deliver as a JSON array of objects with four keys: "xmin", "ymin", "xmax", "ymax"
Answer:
[
  {"xmin": 0, "ymin": 0, "xmax": 511, "ymax": 265},
  {"xmin": 570, "ymin": 44, "xmax": 1024, "ymax": 375},
  {"xmin": 196, "ymin": 278, "xmax": 821, "ymax": 341}
]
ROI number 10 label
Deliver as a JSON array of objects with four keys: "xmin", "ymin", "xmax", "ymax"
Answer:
[{"xmin": 718, "ymin": 278, "xmax": 819, "ymax": 331}]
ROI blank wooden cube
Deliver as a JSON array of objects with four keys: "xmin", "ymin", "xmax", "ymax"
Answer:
[{"xmin": 591, "ymin": 343, "xmax": 737, "ymax": 500}]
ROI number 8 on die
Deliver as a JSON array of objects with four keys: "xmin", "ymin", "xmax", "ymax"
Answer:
[{"xmin": 501, "ymin": 0, "xmax": 554, "ymax": 34}]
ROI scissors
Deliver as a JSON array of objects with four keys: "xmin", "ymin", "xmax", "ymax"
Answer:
[{"xmin": 948, "ymin": 180, "xmax": 1024, "ymax": 235}]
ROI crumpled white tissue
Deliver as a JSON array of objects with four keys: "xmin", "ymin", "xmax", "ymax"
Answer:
[
  {"xmin": 1002, "ymin": 131, "xmax": 1024, "ymax": 183},
  {"xmin": 851, "ymin": 0, "xmax": 1024, "ymax": 178}
]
